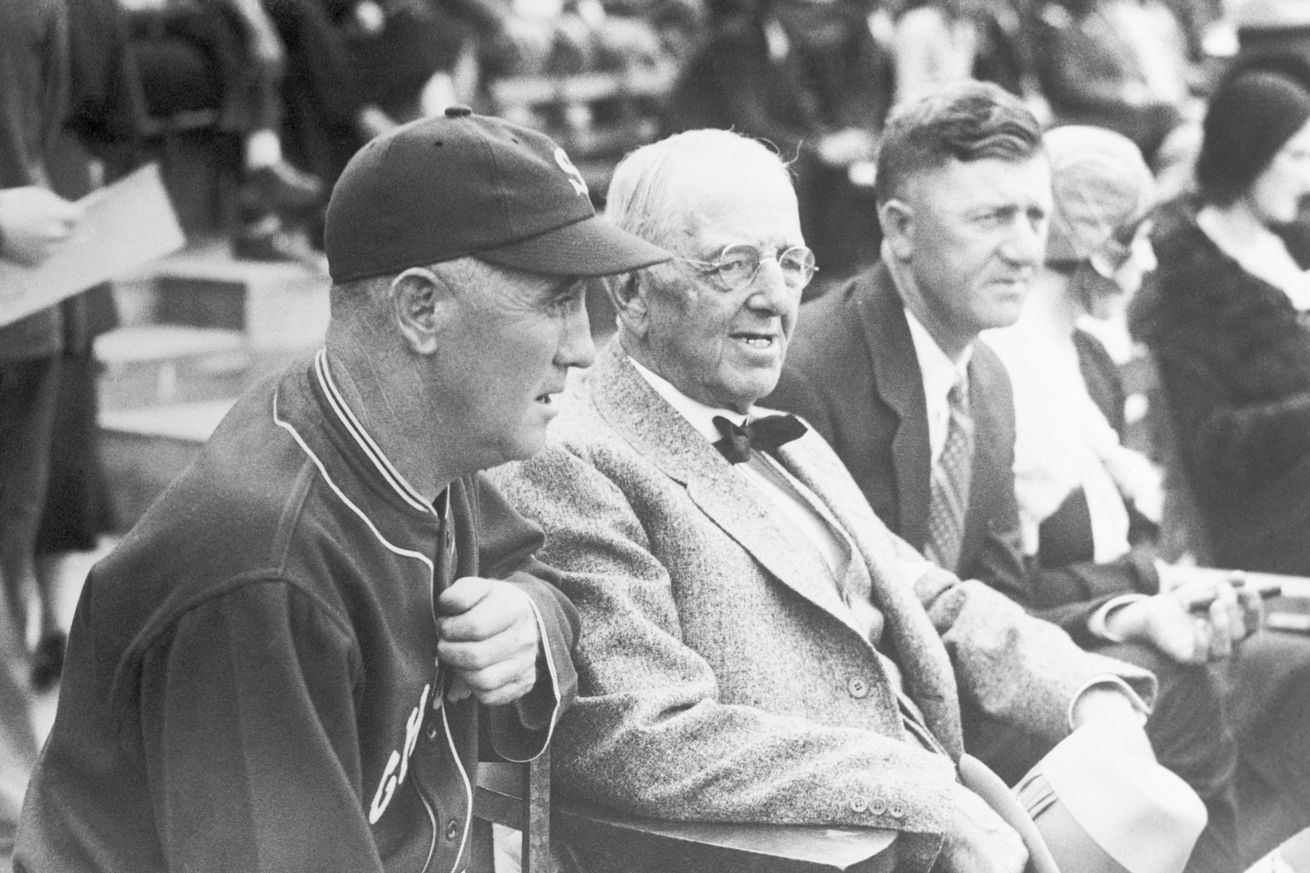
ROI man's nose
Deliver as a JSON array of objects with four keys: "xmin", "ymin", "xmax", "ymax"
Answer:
[
  {"xmin": 558, "ymin": 297, "xmax": 596, "ymax": 370},
  {"xmin": 747, "ymin": 257, "xmax": 795, "ymax": 312},
  {"xmin": 1001, "ymin": 217, "xmax": 1045, "ymax": 264}
]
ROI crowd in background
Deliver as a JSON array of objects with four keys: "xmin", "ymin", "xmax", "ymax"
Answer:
[{"xmin": 115, "ymin": 0, "xmax": 1233, "ymax": 268}]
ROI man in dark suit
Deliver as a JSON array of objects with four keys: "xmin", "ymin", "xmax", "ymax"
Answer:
[{"xmin": 767, "ymin": 81, "xmax": 1242, "ymax": 873}]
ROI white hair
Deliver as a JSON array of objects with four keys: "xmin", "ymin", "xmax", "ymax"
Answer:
[{"xmin": 604, "ymin": 129, "xmax": 793, "ymax": 253}]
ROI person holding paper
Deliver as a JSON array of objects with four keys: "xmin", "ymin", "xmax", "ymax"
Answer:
[
  {"xmin": 0, "ymin": 0, "xmax": 84, "ymax": 863},
  {"xmin": 0, "ymin": 190, "xmax": 83, "ymax": 664}
]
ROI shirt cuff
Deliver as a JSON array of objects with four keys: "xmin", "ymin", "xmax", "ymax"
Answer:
[
  {"xmin": 1087, "ymin": 593, "xmax": 1150, "ymax": 642},
  {"xmin": 1066, "ymin": 676, "xmax": 1151, "ymax": 731}
]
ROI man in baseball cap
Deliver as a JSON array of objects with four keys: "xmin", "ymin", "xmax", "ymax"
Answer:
[
  {"xmin": 325, "ymin": 105, "xmax": 670, "ymax": 281},
  {"xmin": 16, "ymin": 111, "xmax": 669, "ymax": 873}
]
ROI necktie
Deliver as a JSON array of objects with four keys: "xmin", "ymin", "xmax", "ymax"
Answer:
[
  {"xmin": 924, "ymin": 378, "xmax": 974, "ymax": 571},
  {"xmin": 712, "ymin": 414, "xmax": 807, "ymax": 463}
]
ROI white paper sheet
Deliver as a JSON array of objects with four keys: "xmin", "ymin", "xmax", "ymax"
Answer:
[{"xmin": 0, "ymin": 163, "xmax": 186, "ymax": 328}]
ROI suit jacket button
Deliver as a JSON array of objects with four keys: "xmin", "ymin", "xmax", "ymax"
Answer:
[
  {"xmin": 889, "ymin": 800, "xmax": 906, "ymax": 818},
  {"xmin": 446, "ymin": 820, "xmax": 461, "ymax": 840},
  {"xmin": 847, "ymin": 676, "xmax": 869, "ymax": 699},
  {"xmin": 869, "ymin": 797, "xmax": 888, "ymax": 816},
  {"xmin": 849, "ymin": 795, "xmax": 869, "ymax": 813},
  {"xmin": 425, "ymin": 721, "xmax": 439, "ymax": 741}
]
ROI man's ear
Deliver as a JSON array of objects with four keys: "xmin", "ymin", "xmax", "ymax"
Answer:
[
  {"xmin": 608, "ymin": 271, "xmax": 652, "ymax": 340},
  {"xmin": 389, "ymin": 267, "xmax": 451, "ymax": 355},
  {"xmin": 879, "ymin": 198, "xmax": 915, "ymax": 261}
]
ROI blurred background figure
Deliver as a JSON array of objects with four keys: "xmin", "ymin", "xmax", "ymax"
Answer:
[
  {"xmin": 666, "ymin": 0, "xmax": 890, "ymax": 290},
  {"xmin": 1029, "ymin": 0, "xmax": 1194, "ymax": 165},
  {"xmin": 993, "ymin": 119, "xmax": 1310, "ymax": 872},
  {"xmin": 1132, "ymin": 64, "xmax": 1310, "ymax": 577},
  {"xmin": 985, "ymin": 127, "xmax": 1165, "ymax": 608},
  {"xmin": 1134, "ymin": 62, "xmax": 1310, "ymax": 861},
  {"xmin": 0, "ymin": 0, "xmax": 84, "ymax": 861},
  {"xmin": 124, "ymin": 0, "xmax": 334, "ymax": 260},
  {"xmin": 471, "ymin": 0, "xmax": 703, "ymax": 79},
  {"xmin": 28, "ymin": 0, "xmax": 148, "ymax": 694},
  {"xmin": 890, "ymin": 0, "xmax": 1038, "ymax": 109}
]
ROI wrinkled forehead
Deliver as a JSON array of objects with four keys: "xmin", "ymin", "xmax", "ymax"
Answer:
[
  {"xmin": 903, "ymin": 153, "xmax": 1052, "ymax": 211},
  {"xmin": 675, "ymin": 171, "xmax": 802, "ymax": 244}
]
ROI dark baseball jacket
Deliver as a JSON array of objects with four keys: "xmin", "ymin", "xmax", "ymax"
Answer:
[{"xmin": 16, "ymin": 350, "xmax": 578, "ymax": 873}]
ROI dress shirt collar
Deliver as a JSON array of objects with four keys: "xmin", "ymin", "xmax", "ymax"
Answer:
[
  {"xmin": 903, "ymin": 305, "xmax": 971, "ymax": 401},
  {"xmin": 626, "ymin": 355, "xmax": 749, "ymax": 443},
  {"xmin": 902, "ymin": 306, "xmax": 973, "ymax": 462}
]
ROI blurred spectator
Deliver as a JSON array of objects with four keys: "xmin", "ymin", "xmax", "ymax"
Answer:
[
  {"xmin": 891, "ymin": 0, "xmax": 1035, "ymax": 106},
  {"xmin": 0, "ymin": 0, "xmax": 79, "ymax": 859},
  {"xmin": 259, "ymin": 0, "xmax": 404, "ymax": 252},
  {"xmin": 1030, "ymin": 0, "xmax": 1190, "ymax": 163},
  {"xmin": 1233, "ymin": 0, "xmax": 1310, "ymax": 74},
  {"xmin": 667, "ymin": 0, "xmax": 891, "ymax": 286},
  {"xmin": 1161, "ymin": 0, "xmax": 1223, "ymax": 64},
  {"xmin": 125, "ymin": 0, "xmax": 398, "ymax": 259},
  {"xmin": 471, "ymin": 0, "xmax": 703, "ymax": 78},
  {"xmin": 126, "ymin": 0, "xmax": 321, "ymax": 259},
  {"xmin": 28, "ymin": 0, "xmax": 148, "ymax": 693},
  {"xmin": 986, "ymin": 127, "xmax": 1165, "ymax": 592},
  {"xmin": 993, "ymin": 123, "xmax": 1310, "ymax": 869},
  {"xmin": 338, "ymin": 0, "xmax": 472, "ymax": 120},
  {"xmin": 1132, "ymin": 67, "xmax": 1310, "ymax": 577}
]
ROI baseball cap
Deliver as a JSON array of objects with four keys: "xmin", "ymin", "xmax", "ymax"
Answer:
[
  {"xmin": 1043, "ymin": 126, "xmax": 1155, "ymax": 266},
  {"xmin": 325, "ymin": 106, "xmax": 672, "ymax": 283}
]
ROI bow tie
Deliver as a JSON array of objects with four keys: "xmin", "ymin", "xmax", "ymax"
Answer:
[{"xmin": 712, "ymin": 414, "xmax": 807, "ymax": 463}]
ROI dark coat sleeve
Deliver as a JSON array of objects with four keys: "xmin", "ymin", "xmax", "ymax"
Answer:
[{"xmin": 467, "ymin": 473, "xmax": 580, "ymax": 761}]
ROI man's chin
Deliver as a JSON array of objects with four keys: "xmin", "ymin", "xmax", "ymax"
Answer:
[{"xmin": 722, "ymin": 374, "xmax": 780, "ymax": 412}]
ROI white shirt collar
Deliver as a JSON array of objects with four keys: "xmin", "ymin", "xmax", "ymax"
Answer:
[
  {"xmin": 902, "ymin": 306, "xmax": 972, "ymax": 463},
  {"xmin": 903, "ymin": 305, "xmax": 971, "ymax": 400},
  {"xmin": 626, "ymin": 355, "xmax": 748, "ymax": 443}
]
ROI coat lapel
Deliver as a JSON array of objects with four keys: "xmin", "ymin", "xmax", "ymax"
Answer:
[
  {"xmin": 858, "ymin": 269, "xmax": 932, "ymax": 545},
  {"xmin": 777, "ymin": 437, "xmax": 964, "ymax": 757},
  {"xmin": 585, "ymin": 340, "xmax": 860, "ymax": 630}
]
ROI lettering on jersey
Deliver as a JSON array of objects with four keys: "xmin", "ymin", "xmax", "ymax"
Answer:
[
  {"xmin": 554, "ymin": 148, "xmax": 588, "ymax": 198},
  {"xmin": 368, "ymin": 682, "xmax": 432, "ymax": 824}
]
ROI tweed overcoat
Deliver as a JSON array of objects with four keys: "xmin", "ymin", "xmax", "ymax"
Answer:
[{"xmin": 489, "ymin": 339, "xmax": 1155, "ymax": 872}]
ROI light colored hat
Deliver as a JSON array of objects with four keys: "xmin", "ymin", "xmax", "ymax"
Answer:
[
  {"xmin": 1015, "ymin": 724, "xmax": 1208, "ymax": 873},
  {"xmin": 1043, "ymin": 126, "xmax": 1155, "ymax": 266}
]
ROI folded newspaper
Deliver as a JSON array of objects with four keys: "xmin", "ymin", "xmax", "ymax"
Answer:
[{"xmin": 0, "ymin": 163, "xmax": 186, "ymax": 328}]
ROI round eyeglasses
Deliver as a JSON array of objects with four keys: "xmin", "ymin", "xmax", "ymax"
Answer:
[{"xmin": 678, "ymin": 244, "xmax": 818, "ymax": 292}]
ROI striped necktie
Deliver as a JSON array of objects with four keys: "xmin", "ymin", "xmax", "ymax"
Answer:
[{"xmin": 924, "ymin": 377, "xmax": 974, "ymax": 572}]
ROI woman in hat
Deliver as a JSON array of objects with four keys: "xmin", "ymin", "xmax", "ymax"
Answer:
[
  {"xmin": 991, "ymin": 122, "xmax": 1310, "ymax": 869},
  {"xmin": 1132, "ymin": 66, "xmax": 1310, "ymax": 578},
  {"xmin": 987, "ymin": 125, "xmax": 1249, "ymax": 873}
]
